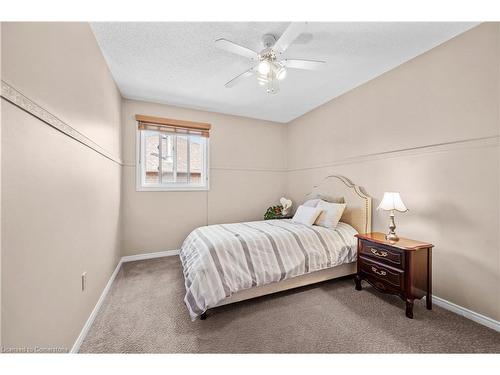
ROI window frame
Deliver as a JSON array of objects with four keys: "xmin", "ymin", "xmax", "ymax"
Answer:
[{"xmin": 135, "ymin": 127, "xmax": 210, "ymax": 192}]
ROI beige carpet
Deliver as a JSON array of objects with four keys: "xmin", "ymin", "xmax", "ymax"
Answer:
[{"xmin": 79, "ymin": 256, "xmax": 499, "ymax": 353}]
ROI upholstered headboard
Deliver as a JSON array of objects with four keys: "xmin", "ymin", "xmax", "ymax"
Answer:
[{"xmin": 304, "ymin": 175, "xmax": 372, "ymax": 234}]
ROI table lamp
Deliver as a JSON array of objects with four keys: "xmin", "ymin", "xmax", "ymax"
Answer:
[{"xmin": 377, "ymin": 192, "xmax": 408, "ymax": 241}]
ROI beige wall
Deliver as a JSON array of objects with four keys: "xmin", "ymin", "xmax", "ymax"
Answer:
[
  {"xmin": 121, "ymin": 99, "xmax": 286, "ymax": 255},
  {"xmin": 286, "ymin": 23, "xmax": 500, "ymax": 321},
  {"xmin": 1, "ymin": 23, "xmax": 122, "ymax": 350}
]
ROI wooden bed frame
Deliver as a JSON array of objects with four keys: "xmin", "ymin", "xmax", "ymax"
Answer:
[{"xmin": 201, "ymin": 175, "xmax": 372, "ymax": 319}]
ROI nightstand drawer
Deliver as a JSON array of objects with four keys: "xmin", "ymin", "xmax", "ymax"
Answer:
[
  {"xmin": 359, "ymin": 256, "xmax": 404, "ymax": 289},
  {"xmin": 359, "ymin": 241, "xmax": 404, "ymax": 269}
]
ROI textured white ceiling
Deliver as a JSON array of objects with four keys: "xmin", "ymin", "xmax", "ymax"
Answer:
[{"xmin": 91, "ymin": 22, "xmax": 478, "ymax": 123}]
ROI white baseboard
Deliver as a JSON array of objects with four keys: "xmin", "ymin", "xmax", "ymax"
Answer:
[
  {"xmin": 71, "ymin": 249, "xmax": 180, "ymax": 353},
  {"xmin": 433, "ymin": 295, "xmax": 500, "ymax": 332},
  {"xmin": 121, "ymin": 249, "xmax": 180, "ymax": 263}
]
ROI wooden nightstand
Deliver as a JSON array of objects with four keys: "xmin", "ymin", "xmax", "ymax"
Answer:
[{"xmin": 354, "ymin": 232, "xmax": 434, "ymax": 319}]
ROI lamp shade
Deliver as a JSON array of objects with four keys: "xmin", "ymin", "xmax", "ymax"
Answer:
[{"xmin": 377, "ymin": 192, "xmax": 408, "ymax": 212}]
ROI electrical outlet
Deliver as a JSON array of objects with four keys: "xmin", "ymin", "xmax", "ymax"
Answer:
[{"xmin": 81, "ymin": 272, "xmax": 87, "ymax": 292}]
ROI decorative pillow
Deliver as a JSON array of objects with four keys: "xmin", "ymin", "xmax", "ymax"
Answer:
[
  {"xmin": 303, "ymin": 195, "xmax": 344, "ymax": 207},
  {"xmin": 292, "ymin": 205, "xmax": 323, "ymax": 226},
  {"xmin": 314, "ymin": 201, "xmax": 347, "ymax": 229}
]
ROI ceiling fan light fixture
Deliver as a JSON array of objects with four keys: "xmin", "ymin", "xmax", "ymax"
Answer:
[
  {"xmin": 257, "ymin": 74, "xmax": 267, "ymax": 85},
  {"xmin": 257, "ymin": 60, "xmax": 271, "ymax": 75}
]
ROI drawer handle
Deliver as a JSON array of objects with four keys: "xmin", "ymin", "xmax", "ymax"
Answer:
[
  {"xmin": 370, "ymin": 248, "xmax": 388, "ymax": 257},
  {"xmin": 371, "ymin": 266, "xmax": 387, "ymax": 276}
]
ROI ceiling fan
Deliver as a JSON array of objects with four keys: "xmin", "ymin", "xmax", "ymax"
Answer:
[{"xmin": 215, "ymin": 22, "xmax": 326, "ymax": 94}]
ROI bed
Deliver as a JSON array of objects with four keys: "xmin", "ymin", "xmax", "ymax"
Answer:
[{"xmin": 179, "ymin": 175, "xmax": 372, "ymax": 320}]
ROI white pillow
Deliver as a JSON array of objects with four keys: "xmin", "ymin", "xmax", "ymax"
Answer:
[
  {"xmin": 292, "ymin": 205, "xmax": 323, "ymax": 226},
  {"xmin": 314, "ymin": 201, "xmax": 346, "ymax": 229}
]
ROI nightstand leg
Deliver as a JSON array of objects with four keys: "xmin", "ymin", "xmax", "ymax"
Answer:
[
  {"xmin": 426, "ymin": 294, "xmax": 432, "ymax": 310},
  {"xmin": 426, "ymin": 247, "xmax": 432, "ymax": 310},
  {"xmin": 355, "ymin": 275, "xmax": 362, "ymax": 291},
  {"xmin": 405, "ymin": 299, "xmax": 414, "ymax": 319}
]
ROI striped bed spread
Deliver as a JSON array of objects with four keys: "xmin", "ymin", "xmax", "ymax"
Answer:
[{"xmin": 179, "ymin": 219, "xmax": 358, "ymax": 320}]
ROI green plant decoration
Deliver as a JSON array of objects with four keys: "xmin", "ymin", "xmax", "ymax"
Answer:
[{"xmin": 264, "ymin": 205, "xmax": 284, "ymax": 220}]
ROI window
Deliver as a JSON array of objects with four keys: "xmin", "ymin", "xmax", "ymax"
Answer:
[{"xmin": 136, "ymin": 115, "xmax": 210, "ymax": 191}]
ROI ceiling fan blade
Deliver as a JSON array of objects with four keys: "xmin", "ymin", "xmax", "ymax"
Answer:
[
  {"xmin": 215, "ymin": 38, "xmax": 259, "ymax": 61},
  {"xmin": 283, "ymin": 59, "xmax": 326, "ymax": 70},
  {"xmin": 224, "ymin": 68, "xmax": 256, "ymax": 88},
  {"xmin": 274, "ymin": 22, "xmax": 307, "ymax": 54}
]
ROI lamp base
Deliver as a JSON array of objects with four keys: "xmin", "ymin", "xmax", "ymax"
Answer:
[
  {"xmin": 386, "ymin": 211, "xmax": 399, "ymax": 241},
  {"xmin": 385, "ymin": 233, "xmax": 399, "ymax": 242}
]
